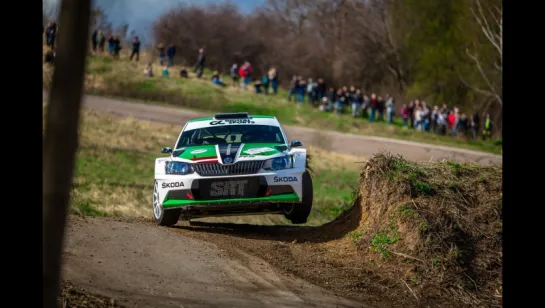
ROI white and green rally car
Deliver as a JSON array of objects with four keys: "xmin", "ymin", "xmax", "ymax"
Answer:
[{"xmin": 153, "ymin": 112, "xmax": 313, "ymax": 226}]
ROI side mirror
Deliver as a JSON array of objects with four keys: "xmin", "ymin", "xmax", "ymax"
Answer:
[
  {"xmin": 291, "ymin": 140, "xmax": 303, "ymax": 147},
  {"xmin": 161, "ymin": 147, "xmax": 173, "ymax": 154}
]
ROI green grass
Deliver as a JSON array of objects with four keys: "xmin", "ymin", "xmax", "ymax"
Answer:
[
  {"xmin": 63, "ymin": 107, "xmax": 361, "ymax": 226},
  {"xmin": 43, "ymin": 54, "xmax": 502, "ymax": 155}
]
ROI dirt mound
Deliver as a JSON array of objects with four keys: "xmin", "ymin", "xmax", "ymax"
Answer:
[
  {"xmin": 59, "ymin": 281, "xmax": 126, "ymax": 307},
  {"xmin": 354, "ymin": 153, "xmax": 502, "ymax": 306}
]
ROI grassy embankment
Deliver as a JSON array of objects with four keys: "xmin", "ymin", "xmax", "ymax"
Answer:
[
  {"xmin": 46, "ymin": 102, "xmax": 359, "ymax": 226},
  {"xmin": 42, "ymin": 54, "xmax": 502, "ymax": 154}
]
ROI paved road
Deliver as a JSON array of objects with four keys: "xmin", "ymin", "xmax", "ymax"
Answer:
[{"xmin": 44, "ymin": 91, "xmax": 502, "ymax": 165}]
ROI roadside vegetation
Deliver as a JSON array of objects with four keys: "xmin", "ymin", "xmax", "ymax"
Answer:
[{"xmin": 42, "ymin": 55, "xmax": 502, "ymax": 155}]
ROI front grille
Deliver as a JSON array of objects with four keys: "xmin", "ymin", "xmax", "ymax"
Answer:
[
  {"xmin": 193, "ymin": 177, "xmax": 265, "ymax": 200},
  {"xmin": 193, "ymin": 161, "xmax": 265, "ymax": 176}
]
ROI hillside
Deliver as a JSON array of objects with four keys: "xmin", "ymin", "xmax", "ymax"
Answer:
[{"xmin": 42, "ymin": 53, "xmax": 502, "ymax": 155}]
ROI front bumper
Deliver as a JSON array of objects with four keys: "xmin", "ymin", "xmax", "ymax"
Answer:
[{"xmin": 155, "ymin": 169, "xmax": 304, "ymax": 210}]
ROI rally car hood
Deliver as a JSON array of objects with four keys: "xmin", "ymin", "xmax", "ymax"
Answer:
[{"xmin": 173, "ymin": 143, "xmax": 288, "ymax": 164}]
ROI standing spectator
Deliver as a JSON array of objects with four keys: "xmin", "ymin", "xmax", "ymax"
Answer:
[
  {"xmin": 377, "ymin": 96, "xmax": 385, "ymax": 121},
  {"xmin": 327, "ymin": 87, "xmax": 336, "ymax": 105},
  {"xmin": 157, "ymin": 42, "xmax": 166, "ymax": 65},
  {"xmin": 317, "ymin": 79, "xmax": 326, "ymax": 101},
  {"xmin": 447, "ymin": 111, "xmax": 456, "ymax": 134},
  {"xmin": 457, "ymin": 113, "xmax": 469, "ymax": 136},
  {"xmin": 414, "ymin": 106, "xmax": 423, "ymax": 131},
  {"xmin": 162, "ymin": 65, "xmax": 169, "ymax": 77},
  {"xmin": 46, "ymin": 22, "xmax": 57, "ymax": 47},
  {"xmin": 421, "ymin": 101, "xmax": 431, "ymax": 132},
  {"xmin": 261, "ymin": 74, "xmax": 270, "ymax": 94},
  {"xmin": 431, "ymin": 106, "xmax": 439, "ymax": 133},
  {"xmin": 400, "ymin": 104, "xmax": 409, "ymax": 128},
  {"xmin": 230, "ymin": 64, "xmax": 239, "ymax": 86},
  {"xmin": 112, "ymin": 36, "xmax": 121, "ymax": 60},
  {"xmin": 239, "ymin": 64, "xmax": 248, "ymax": 89},
  {"xmin": 451, "ymin": 107, "xmax": 460, "ymax": 137},
  {"xmin": 306, "ymin": 78, "xmax": 314, "ymax": 104},
  {"xmin": 471, "ymin": 112, "xmax": 480, "ymax": 140},
  {"xmin": 369, "ymin": 93, "xmax": 378, "ymax": 122},
  {"xmin": 45, "ymin": 22, "xmax": 51, "ymax": 45},
  {"xmin": 407, "ymin": 101, "xmax": 415, "ymax": 129},
  {"xmin": 97, "ymin": 31, "xmax": 106, "ymax": 53},
  {"xmin": 179, "ymin": 66, "xmax": 188, "ymax": 78},
  {"xmin": 362, "ymin": 93, "xmax": 370, "ymax": 119},
  {"xmin": 351, "ymin": 89, "xmax": 362, "ymax": 117},
  {"xmin": 243, "ymin": 62, "xmax": 253, "ymax": 87},
  {"xmin": 130, "ymin": 36, "xmax": 141, "ymax": 62},
  {"xmin": 91, "ymin": 29, "xmax": 98, "ymax": 52},
  {"xmin": 437, "ymin": 112, "xmax": 447, "ymax": 135},
  {"xmin": 194, "ymin": 48, "xmax": 205, "ymax": 78},
  {"xmin": 167, "ymin": 44, "xmax": 176, "ymax": 67},
  {"xmin": 288, "ymin": 75, "xmax": 298, "ymax": 101},
  {"xmin": 108, "ymin": 35, "xmax": 115, "ymax": 55},
  {"xmin": 385, "ymin": 93, "xmax": 395, "ymax": 125},
  {"xmin": 268, "ymin": 67, "xmax": 278, "ymax": 94},
  {"xmin": 335, "ymin": 89, "xmax": 345, "ymax": 114},
  {"xmin": 297, "ymin": 77, "xmax": 306, "ymax": 103},
  {"xmin": 482, "ymin": 113, "xmax": 492, "ymax": 140}
]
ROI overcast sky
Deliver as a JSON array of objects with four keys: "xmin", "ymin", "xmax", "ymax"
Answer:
[{"xmin": 43, "ymin": 0, "xmax": 264, "ymax": 41}]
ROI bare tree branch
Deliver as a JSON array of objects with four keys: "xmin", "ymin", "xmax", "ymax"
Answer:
[{"xmin": 465, "ymin": 49, "xmax": 502, "ymax": 105}]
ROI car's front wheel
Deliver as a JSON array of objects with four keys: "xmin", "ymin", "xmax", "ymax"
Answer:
[
  {"xmin": 153, "ymin": 180, "xmax": 181, "ymax": 226},
  {"xmin": 283, "ymin": 171, "xmax": 313, "ymax": 224}
]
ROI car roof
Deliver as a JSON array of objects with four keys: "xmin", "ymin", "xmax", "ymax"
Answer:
[{"xmin": 187, "ymin": 115, "xmax": 276, "ymax": 123}]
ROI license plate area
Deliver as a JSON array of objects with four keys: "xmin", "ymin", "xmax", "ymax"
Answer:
[{"xmin": 192, "ymin": 177, "xmax": 267, "ymax": 200}]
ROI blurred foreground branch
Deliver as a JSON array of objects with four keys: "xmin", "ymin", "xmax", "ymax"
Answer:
[{"xmin": 42, "ymin": 0, "xmax": 91, "ymax": 307}]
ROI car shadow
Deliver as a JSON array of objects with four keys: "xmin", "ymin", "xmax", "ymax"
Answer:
[{"xmin": 173, "ymin": 197, "xmax": 362, "ymax": 244}]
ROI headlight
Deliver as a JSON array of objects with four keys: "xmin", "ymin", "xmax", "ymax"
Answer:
[
  {"xmin": 263, "ymin": 156, "xmax": 293, "ymax": 171},
  {"xmin": 165, "ymin": 161, "xmax": 194, "ymax": 175}
]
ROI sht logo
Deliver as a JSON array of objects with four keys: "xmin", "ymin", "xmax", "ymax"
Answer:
[
  {"xmin": 162, "ymin": 182, "xmax": 185, "ymax": 188},
  {"xmin": 210, "ymin": 180, "xmax": 248, "ymax": 197},
  {"xmin": 273, "ymin": 176, "xmax": 298, "ymax": 183}
]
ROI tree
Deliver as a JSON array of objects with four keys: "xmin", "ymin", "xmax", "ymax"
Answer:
[
  {"xmin": 42, "ymin": 0, "xmax": 92, "ymax": 307},
  {"xmin": 465, "ymin": 0, "xmax": 502, "ymax": 106}
]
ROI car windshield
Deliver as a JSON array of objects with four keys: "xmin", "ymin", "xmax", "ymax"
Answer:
[{"xmin": 176, "ymin": 124, "xmax": 285, "ymax": 148}]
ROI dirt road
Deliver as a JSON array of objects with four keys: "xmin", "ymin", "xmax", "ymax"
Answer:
[
  {"xmin": 63, "ymin": 216, "xmax": 368, "ymax": 308},
  {"xmin": 55, "ymin": 92, "xmax": 500, "ymax": 165}
]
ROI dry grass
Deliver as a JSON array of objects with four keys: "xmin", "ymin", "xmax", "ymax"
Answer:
[
  {"xmin": 348, "ymin": 153, "xmax": 502, "ymax": 307},
  {"xmin": 59, "ymin": 106, "xmax": 362, "ymax": 224}
]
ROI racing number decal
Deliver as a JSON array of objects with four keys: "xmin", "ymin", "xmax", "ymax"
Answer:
[{"xmin": 210, "ymin": 180, "xmax": 248, "ymax": 197}]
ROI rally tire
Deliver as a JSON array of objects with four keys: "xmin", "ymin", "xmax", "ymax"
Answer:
[
  {"xmin": 153, "ymin": 180, "xmax": 181, "ymax": 227},
  {"xmin": 284, "ymin": 171, "xmax": 313, "ymax": 224}
]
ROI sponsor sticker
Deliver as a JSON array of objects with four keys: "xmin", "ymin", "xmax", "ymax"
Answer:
[
  {"xmin": 210, "ymin": 119, "xmax": 255, "ymax": 125},
  {"xmin": 190, "ymin": 149, "xmax": 207, "ymax": 154},
  {"xmin": 273, "ymin": 176, "xmax": 299, "ymax": 183},
  {"xmin": 210, "ymin": 180, "xmax": 248, "ymax": 197},
  {"xmin": 162, "ymin": 182, "xmax": 185, "ymax": 188},
  {"xmin": 243, "ymin": 147, "xmax": 276, "ymax": 155}
]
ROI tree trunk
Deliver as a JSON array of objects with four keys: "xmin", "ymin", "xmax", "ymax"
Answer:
[{"xmin": 42, "ymin": 0, "xmax": 91, "ymax": 307}]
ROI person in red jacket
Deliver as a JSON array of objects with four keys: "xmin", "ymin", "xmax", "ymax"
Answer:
[
  {"xmin": 238, "ymin": 64, "xmax": 247, "ymax": 89},
  {"xmin": 447, "ymin": 111, "xmax": 456, "ymax": 131}
]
